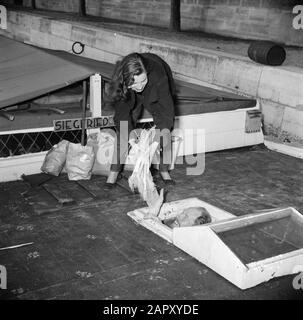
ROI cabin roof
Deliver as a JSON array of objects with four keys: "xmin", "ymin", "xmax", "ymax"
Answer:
[{"xmin": 0, "ymin": 35, "xmax": 113, "ymax": 109}]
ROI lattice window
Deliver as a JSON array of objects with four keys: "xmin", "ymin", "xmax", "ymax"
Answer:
[
  {"xmin": 0, "ymin": 120, "xmax": 155, "ymax": 158},
  {"xmin": 0, "ymin": 130, "xmax": 82, "ymax": 158}
]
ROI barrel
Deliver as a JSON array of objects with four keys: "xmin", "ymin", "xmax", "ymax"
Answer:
[{"xmin": 247, "ymin": 41, "xmax": 286, "ymax": 66}]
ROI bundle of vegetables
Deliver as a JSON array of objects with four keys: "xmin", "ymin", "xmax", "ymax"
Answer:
[{"xmin": 128, "ymin": 127, "xmax": 164, "ymax": 217}]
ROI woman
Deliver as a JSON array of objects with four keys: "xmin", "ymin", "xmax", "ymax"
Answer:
[{"xmin": 105, "ymin": 52, "xmax": 176, "ymax": 186}]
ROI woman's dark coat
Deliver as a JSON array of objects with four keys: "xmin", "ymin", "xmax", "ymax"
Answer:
[{"xmin": 113, "ymin": 53, "xmax": 176, "ymax": 133}]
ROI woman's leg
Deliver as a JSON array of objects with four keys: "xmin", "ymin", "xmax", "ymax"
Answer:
[
  {"xmin": 106, "ymin": 129, "xmax": 128, "ymax": 184},
  {"xmin": 106, "ymin": 101, "xmax": 143, "ymax": 184},
  {"xmin": 158, "ymin": 129, "xmax": 174, "ymax": 183}
]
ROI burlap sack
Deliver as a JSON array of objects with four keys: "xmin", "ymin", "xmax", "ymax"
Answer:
[
  {"xmin": 41, "ymin": 140, "xmax": 69, "ymax": 176},
  {"xmin": 65, "ymin": 142, "xmax": 95, "ymax": 180},
  {"xmin": 89, "ymin": 129, "xmax": 116, "ymax": 176}
]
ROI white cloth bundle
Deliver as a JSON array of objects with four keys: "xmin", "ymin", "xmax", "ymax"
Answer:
[{"xmin": 128, "ymin": 127, "xmax": 163, "ymax": 217}]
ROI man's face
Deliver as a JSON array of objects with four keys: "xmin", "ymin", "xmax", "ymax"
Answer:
[
  {"xmin": 129, "ymin": 72, "xmax": 148, "ymax": 92},
  {"xmin": 176, "ymin": 207, "xmax": 211, "ymax": 227}
]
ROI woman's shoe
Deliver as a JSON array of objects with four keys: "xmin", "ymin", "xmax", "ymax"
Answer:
[
  {"xmin": 162, "ymin": 179, "xmax": 175, "ymax": 186},
  {"xmin": 159, "ymin": 172, "xmax": 175, "ymax": 185},
  {"xmin": 105, "ymin": 171, "xmax": 120, "ymax": 188},
  {"xmin": 104, "ymin": 181, "xmax": 117, "ymax": 189}
]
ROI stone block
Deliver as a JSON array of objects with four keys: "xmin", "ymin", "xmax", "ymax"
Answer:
[
  {"xmin": 39, "ymin": 19, "xmax": 52, "ymax": 33},
  {"xmin": 48, "ymin": 33, "xmax": 74, "ymax": 52},
  {"xmin": 71, "ymin": 25, "xmax": 97, "ymax": 47},
  {"xmin": 260, "ymin": 99, "xmax": 285, "ymax": 131},
  {"xmin": 213, "ymin": 57, "xmax": 262, "ymax": 96},
  {"xmin": 242, "ymin": 0, "xmax": 261, "ymax": 7},
  {"xmin": 50, "ymin": 20, "xmax": 72, "ymax": 39},
  {"xmin": 82, "ymin": 45, "xmax": 120, "ymax": 65},
  {"xmin": 204, "ymin": 18, "xmax": 228, "ymax": 33},
  {"xmin": 229, "ymin": 0, "xmax": 241, "ymax": 6},
  {"xmin": 211, "ymin": 0, "xmax": 228, "ymax": 5},
  {"xmin": 17, "ymin": 12, "xmax": 33, "ymax": 28},
  {"xmin": 7, "ymin": 10, "xmax": 18, "ymax": 24},
  {"xmin": 268, "ymin": 11, "xmax": 292, "ymax": 42},
  {"xmin": 95, "ymin": 30, "xmax": 141, "ymax": 57},
  {"xmin": 249, "ymin": 8, "xmax": 269, "ymax": 21},
  {"xmin": 235, "ymin": 7, "xmax": 250, "ymax": 17},
  {"xmin": 196, "ymin": 0, "xmax": 212, "ymax": 5},
  {"xmin": 239, "ymin": 22, "xmax": 270, "ymax": 38},
  {"xmin": 140, "ymin": 42, "xmax": 217, "ymax": 83},
  {"xmin": 287, "ymin": 29, "xmax": 303, "ymax": 47},
  {"xmin": 261, "ymin": 0, "xmax": 290, "ymax": 9},
  {"xmin": 215, "ymin": 7, "xmax": 235, "ymax": 19},
  {"xmin": 29, "ymin": 29, "xmax": 50, "ymax": 48},
  {"xmin": 281, "ymin": 106, "xmax": 303, "ymax": 138},
  {"xmin": 30, "ymin": 16, "xmax": 41, "ymax": 31},
  {"xmin": 258, "ymin": 67, "xmax": 303, "ymax": 109}
]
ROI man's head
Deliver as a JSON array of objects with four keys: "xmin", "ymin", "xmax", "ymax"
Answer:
[
  {"xmin": 163, "ymin": 206, "xmax": 212, "ymax": 228},
  {"xmin": 176, "ymin": 206, "xmax": 212, "ymax": 227}
]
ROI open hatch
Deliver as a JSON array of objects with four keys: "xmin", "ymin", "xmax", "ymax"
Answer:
[{"xmin": 128, "ymin": 199, "xmax": 303, "ymax": 289}]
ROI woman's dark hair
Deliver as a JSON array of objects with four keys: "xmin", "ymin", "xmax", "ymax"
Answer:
[{"xmin": 106, "ymin": 52, "xmax": 146, "ymax": 102}]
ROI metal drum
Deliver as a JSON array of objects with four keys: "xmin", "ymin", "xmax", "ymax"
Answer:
[{"xmin": 248, "ymin": 41, "xmax": 286, "ymax": 66}]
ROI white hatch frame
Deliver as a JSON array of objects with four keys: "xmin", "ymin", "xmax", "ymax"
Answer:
[{"xmin": 127, "ymin": 198, "xmax": 303, "ymax": 290}]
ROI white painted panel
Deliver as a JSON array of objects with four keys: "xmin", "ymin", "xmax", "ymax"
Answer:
[
  {"xmin": 174, "ymin": 108, "xmax": 263, "ymax": 155},
  {"xmin": 0, "ymin": 152, "xmax": 46, "ymax": 182}
]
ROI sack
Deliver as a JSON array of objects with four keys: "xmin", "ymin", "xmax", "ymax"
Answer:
[
  {"xmin": 41, "ymin": 140, "xmax": 69, "ymax": 176},
  {"xmin": 89, "ymin": 129, "xmax": 116, "ymax": 176},
  {"xmin": 65, "ymin": 142, "xmax": 95, "ymax": 180}
]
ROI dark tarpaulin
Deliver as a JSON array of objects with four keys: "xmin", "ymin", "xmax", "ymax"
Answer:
[{"xmin": 0, "ymin": 35, "xmax": 113, "ymax": 109}]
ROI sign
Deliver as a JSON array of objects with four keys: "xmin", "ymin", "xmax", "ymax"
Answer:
[
  {"xmin": 0, "ymin": 5, "xmax": 7, "ymax": 30},
  {"xmin": 53, "ymin": 116, "xmax": 115, "ymax": 132}
]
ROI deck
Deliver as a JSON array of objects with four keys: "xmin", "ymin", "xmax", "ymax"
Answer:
[{"xmin": 0, "ymin": 145, "xmax": 302, "ymax": 300}]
